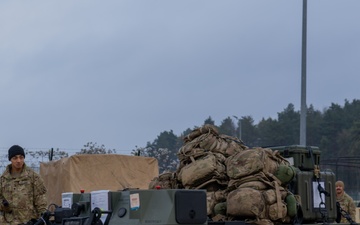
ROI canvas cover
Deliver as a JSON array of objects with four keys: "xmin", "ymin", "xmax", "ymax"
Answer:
[{"xmin": 40, "ymin": 154, "xmax": 159, "ymax": 206}]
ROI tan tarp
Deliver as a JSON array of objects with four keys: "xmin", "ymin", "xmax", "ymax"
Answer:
[{"xmin": 40, "ymin": 154, "xmax": 159, "ymax": 206}]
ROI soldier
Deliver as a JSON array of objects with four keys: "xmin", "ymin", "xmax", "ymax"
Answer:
[
  {"xmin": 0, "ymin": 145, "xmax": 48, "ymax": 225},
  {"xmin": 335, "ymin": 180, "xmax": 356, "ymax": 223}
]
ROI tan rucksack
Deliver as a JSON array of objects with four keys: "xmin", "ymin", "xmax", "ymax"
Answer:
[
  {"xmin": 148, "ymin": 172, "xmax": 179, "ymax": 189},
  {"xmin": 177, "ymin": 152, "xmax": 227, "ymax": 189},
  {"xmin": 182, "ymin": 124, "xmax": 219, "ymax": 143},
  {"xmin": 225, "ymin": 147, "xmax": 290, "ymax": 181}
]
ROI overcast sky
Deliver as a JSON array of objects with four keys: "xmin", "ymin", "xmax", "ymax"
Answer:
[{"xmin": 1, "ymin": 1, "xmax": 359, "ymax": 157}]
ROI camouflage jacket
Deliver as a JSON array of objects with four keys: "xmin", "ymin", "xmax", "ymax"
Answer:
[
  {"xmin": 336, "ymin": 191, "xmax": 356, "ymax": 223},
  {"xmin": 0, "ymin": 164, "xmax": 47, "ymax": 225}
]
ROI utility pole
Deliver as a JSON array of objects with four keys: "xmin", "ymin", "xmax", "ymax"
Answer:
[{"xmin": 300, "ymin": 0, "xmax": 307, "ymax": 146}]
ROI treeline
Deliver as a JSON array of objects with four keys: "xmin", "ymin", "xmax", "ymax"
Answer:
[{"xmin": 132, "ymin": 99, "xmax": 360, "ymax": 175}]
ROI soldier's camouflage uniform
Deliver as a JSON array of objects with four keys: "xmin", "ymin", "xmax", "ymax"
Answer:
[
  {"xmin": 0, "ymin": 164, "xmax": 47, "ymax": 225},
  {"xmin": 337, "ymin": 191, "xmax": 356, "ymax": 223}
]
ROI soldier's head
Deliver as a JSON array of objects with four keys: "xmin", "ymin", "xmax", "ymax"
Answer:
[
  {"xmin": 335, "ymin": 180, "xmax": 345, "ymax": 196},
  {"xmin": 8, "ymin": 145, "xmax": 25, "ymax": 172}
]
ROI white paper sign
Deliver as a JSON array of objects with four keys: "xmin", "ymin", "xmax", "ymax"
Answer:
[
  {"xmin": 91, "ymin": 190, "xmax": 110, "ymax": 223},
  {"xmin": 130, "ymin": 193, "xmax": 140, "ymax": 210},
  {"xmin": 62, "ymin": 192, "xmax": 74, "ymax": 208},
  {"xmin": 313, "ymin": 181, "xmax": 326, "ymax": 208}
]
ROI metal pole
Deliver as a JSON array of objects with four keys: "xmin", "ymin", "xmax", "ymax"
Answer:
[{"xmin": 300, "ymin": 0, "xmax": 307, "ymax": 146}]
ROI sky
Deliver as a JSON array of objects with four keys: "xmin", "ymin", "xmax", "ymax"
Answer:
[{"xmin": 1, "ymin": 0, "xmax": 359, "ymax": 158}]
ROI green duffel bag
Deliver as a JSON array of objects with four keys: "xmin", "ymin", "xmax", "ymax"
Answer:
[{"xmin": 274, "ymin": 164, "xmax": 297, "ymax": 185}]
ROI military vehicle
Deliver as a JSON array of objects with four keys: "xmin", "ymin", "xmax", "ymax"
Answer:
[
  {"xmin": 30, "ymin": 123, "xmax": 358, "ymax": 225},
  {"xmin": 30, "ymin": 144, "xmax": 357, "ymax": 225}
]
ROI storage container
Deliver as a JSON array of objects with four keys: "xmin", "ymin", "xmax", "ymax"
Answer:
[{"xmin": 269, "ymin": 145, "xmax": 321, "ymax": 171}]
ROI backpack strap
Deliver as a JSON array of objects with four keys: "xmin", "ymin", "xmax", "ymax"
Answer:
[{"xmin": 274, "ymin": 181, "xmax": 283, "ymax": 220}]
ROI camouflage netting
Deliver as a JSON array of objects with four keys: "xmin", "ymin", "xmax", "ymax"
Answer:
[{"xmin": 149, "ymin": 125, "xmax": 298, "ymax": 225}]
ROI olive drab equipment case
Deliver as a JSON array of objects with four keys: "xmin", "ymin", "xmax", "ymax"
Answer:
[
  {"xmin": 268, "ymin": 145, "xmax": 337, "ymax": 223},
  {"xmin": 289, "ymin": 169, "xmax": 337, "ymax": 223},
  {"xmin": 268, "ymin": 145, "xmax": 321, "ymax": 171}
]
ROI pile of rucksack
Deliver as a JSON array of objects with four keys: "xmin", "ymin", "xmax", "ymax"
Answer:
[{"xmin": 149, "ymin": 125, "xmax": 298, "ymax": 225}]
